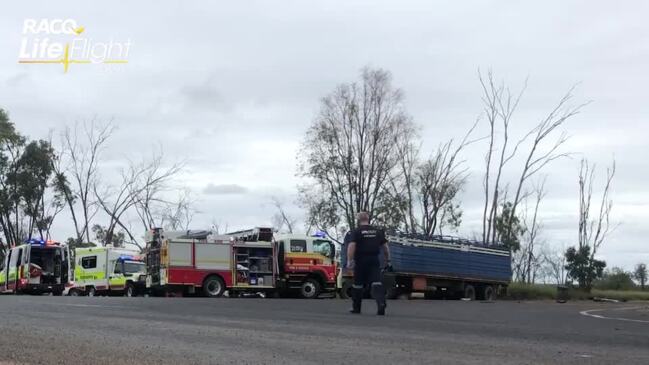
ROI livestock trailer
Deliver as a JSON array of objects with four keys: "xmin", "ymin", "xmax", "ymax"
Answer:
[{"xmin": 339, "ymin": 233, "xmax": 511, "ymax": 300}]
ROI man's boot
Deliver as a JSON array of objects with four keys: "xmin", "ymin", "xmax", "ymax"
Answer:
[
  {"xmin": 350, "ymin": 285, "xmax": 363, "ymax": 314},
  {"xmin": 372, "ymin": 282, "xmax": 387, "ymax": 316}
]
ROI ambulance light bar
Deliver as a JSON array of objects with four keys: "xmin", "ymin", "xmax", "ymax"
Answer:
[
  {"xmin": 25, "ymin": 239, "xmax": 60, "ymax": 246},
  {"xmin": 312, "ymin": 231, "xmax": 327, "ymax": 238},
  {"xmin": 117, "ymin": 255, "xmax": 143, "ymax": 262}
]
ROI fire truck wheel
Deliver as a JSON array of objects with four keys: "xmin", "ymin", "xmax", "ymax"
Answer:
[
  {"xmin": 339, "ymin": 280, "xmax": 353, "ymax": 299},
  {"xmin": 87, "ymin": 287, "xmax": 96, "ymax": 297},
  {"xmin": 124, "ymin": 283, "xmax": 136, "ymax": 297},
  {"xmin": 203, "ymin": 276, "xmax": 225, "ymax": 297},
  {"xmin": 300, "ymin": 278, "xmax": 322, "ymax": 299}
]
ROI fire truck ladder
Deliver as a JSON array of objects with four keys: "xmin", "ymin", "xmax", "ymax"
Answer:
[{"xmin": 226, "ymin": 227, "xmax": 274, "ymax": 242}]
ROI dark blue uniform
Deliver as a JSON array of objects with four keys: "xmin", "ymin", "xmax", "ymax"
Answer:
[{"xmin": 350, "ymin": 225, "xmax": 387, "ymax": 315}]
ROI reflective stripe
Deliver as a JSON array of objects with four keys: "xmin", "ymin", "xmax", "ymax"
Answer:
[
  {"xmin": 352, "ymin": 284, "xmax": 364, "ymax": 289},
  {"xmin": 371, "ymin": 282, "xmax": 383, "ymax": 286}
]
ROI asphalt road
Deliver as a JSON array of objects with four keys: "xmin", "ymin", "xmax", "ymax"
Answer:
[{"xmin": 0, "ymin": 296, "xmax": 648, "ymax": 365}]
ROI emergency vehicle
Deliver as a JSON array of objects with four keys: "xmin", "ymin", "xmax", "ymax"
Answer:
[
  {"xmin": 145, "ymin": 227, "xmax": 276, "ymax": 297},
  {"xmin": 145, "ymin": 228, "xmax": 337, "ymax": 298},
  {"xmin": 70, "ymin": 247, "xmax": 147, "ymax": 297},
  {"xmin": 0, "ymin": 239, "xmax": 71, "ymax": 295},
  {"xmin": 275, "ymin": 233, "xmax": 337, "ymax": 299}
]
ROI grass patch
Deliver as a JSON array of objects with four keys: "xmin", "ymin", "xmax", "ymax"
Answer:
[
  {"xmin": 504, "ymin": 283, "xmax": 556, "ymax": 300},
  {"xmin": 503, "ymin": 283, "xmax": 649, "ymax": 301},
  {"xmin": 591, "ymin": 289, "xmax": 649, "ymax": 301}
]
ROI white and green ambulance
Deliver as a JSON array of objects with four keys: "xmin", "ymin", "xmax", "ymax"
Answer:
[
  {"xmin": 1, "ymin": 239, "xmax": 71, "ymax": 295},
  {"xmin": 71, "ymin": 247, "xmax": 146, "ymax": 297}
]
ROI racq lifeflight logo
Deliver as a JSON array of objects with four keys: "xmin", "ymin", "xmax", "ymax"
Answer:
[{"xmin": 18, "ymin": 18, "xmax": 132, "ymax": 73}]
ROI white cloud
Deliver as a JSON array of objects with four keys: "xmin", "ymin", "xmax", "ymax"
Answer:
[{"xmin": 203, "ymin": 183, "xmax": 248, "ymax": 195}]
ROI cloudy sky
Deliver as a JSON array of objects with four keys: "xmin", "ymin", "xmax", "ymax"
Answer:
[{"xmin": 2, "ymin": 1, "xmax": 647, "ymax": 270}]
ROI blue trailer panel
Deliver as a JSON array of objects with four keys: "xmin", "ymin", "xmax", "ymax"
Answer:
[
  {"xmin": 389, "ymin": 239, "xmax": 511, "ymax": 283},
  {"xmin": 341, "ymin": 234, "xmax": 511, "ymax": 284}
]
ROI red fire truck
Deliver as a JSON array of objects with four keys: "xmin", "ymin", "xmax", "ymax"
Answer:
[
  {"xmin": 145, "ymin": 227, "xmax": 276, "ymax": 297},
  {"xmin": 275, "ymin": 233, "xmax": 337, "ymax": 298},
  {"xmin": 144, "ymin": 228, "xmax": 337, "ymax": 298}
]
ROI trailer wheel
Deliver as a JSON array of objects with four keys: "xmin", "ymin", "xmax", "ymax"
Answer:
[
  {"xmin": 463, "ymin": 285, "xmax": 476, "ymax": 300},
  {"xmin": 482, "ymin": 285, "xmax": 496, "ymax": 301},
  {"xmin": 203, "ymin": 276, "xmax": 225, "ymax": 298},
  {"xmin": 387, "ymin": 287, "xmax": 401, "ymax": 300},
  {"xmin": 300, "ymin": 278, "xmax": 322, "ymax": 299},
  {"xmin": 124, "ymin": 283, "xmax": 135, "ymax": 297},
  {"xmin": 423, "ymin": 291, "xmax": 437, "ymax": 300},
  {"xmin": 87, "ymin": 286, "xmax": 96, "ymax": 297}
]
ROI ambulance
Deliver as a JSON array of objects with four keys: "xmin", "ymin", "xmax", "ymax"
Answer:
[
  {"xmin": 71, "ymin": 247, "xmax": 147, "ymax": 297},
  {"xmin": 0, "ymin": 239, "xmax": 71, "ymax": 295}
]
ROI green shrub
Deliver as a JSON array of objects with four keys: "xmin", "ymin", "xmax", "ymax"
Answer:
[{"xmin": 594, "ymin": 268, "xmax": 637, "ymax": 291}]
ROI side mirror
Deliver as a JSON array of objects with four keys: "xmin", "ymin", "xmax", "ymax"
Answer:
[{"xmin": 329, "ymin": 243, "xmax": 336, "ymax": 260}]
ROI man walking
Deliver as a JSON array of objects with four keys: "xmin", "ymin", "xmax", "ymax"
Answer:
[{"xmin": 346, "ymin": 212, "xmax": 391, "ymax": 315}]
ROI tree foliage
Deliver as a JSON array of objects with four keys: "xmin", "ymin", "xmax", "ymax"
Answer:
[
  {"xmin": 594, "ymin": 267, "xmax": 636, "ymax": 291},
  {"xmin": 565, "ymin": 245, "xmax": 606, "ymax": 291},
  {"xmin": 0, "ymin": 109, "xmax": 60, "ymax": 255},
  {"xmin": 299, "ymin": 67, "xmax": 415, "ymax": 231},
  {"xmin": 634, "ymin": 263, "xmax": 647, "ymax": 290},
  {"xmin": 300, "ymin": 67, "xmax": 472, "ymax": 238},
  {"xmin": 91, "ymin": 224, "xmax": 126, "ymax": 247},
  {"xmin": 495, "ymin": 201, "xmax": 525, "ymax": 252}
]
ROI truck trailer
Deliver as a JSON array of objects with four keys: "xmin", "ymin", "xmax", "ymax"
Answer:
[
  {"xmin": 0, "ymin": 239, "xmax": 71, "ymax": 295},
  {"xmin": 339, "ymin": 233, "xmax": 511, "ymax": 300}
]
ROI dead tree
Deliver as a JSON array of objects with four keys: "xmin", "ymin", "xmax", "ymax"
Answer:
[
  {"xmin": 131, "ymin": 150, "xmax": 184, "ymax": 231},
  {"xmin": 479, "ymin": 70, "xmax": 587, "ymax": 247},
  {"xmin": 161, "ymin": 189, "xmax": 196, "ymax": 231},
  {"xmin": 418, "ymin": 122, "xmax": 477, "ymax": 236},
  {"xmin": 270, "ymin": 196, "xmax": 297, "ymax": 233},
  {"xmin": 59, "ymin": 119, "xmax": 114, "ymax": 243},
  {"xmin": 95, "ymin": 151, "xmax": 183, "ymax": 248},
  {"xmin": 541, "ymin": 246, "xmax": 568, "ymax": 285},
  {"xmin": 578, "ymin": 158, "xmax": 616, "ymax": 258},
  {"xmin": 513, "ymin": 179, "xmax": 546, "ymax": 283}
]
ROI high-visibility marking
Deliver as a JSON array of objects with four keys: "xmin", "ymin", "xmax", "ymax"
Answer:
[{"xmin": 579, "ymin": 306, "xmax": 649, "ymax": 324}]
